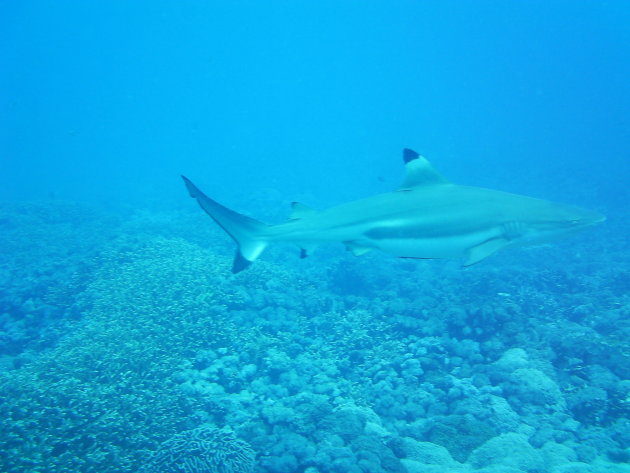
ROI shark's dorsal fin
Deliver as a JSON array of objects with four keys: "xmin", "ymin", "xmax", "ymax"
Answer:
[
  {"xmin": 289, "ymin": 202, "xmax": 318, "ymax": 220},
  {"xmin": 399, "ymin": 148, "xmax": 450, "ymax": 189}
]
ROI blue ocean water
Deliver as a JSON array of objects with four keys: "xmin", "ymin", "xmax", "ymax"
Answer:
[{"xmin": 1, "ymin": 1, "xmax": 629, "ymax": 472}]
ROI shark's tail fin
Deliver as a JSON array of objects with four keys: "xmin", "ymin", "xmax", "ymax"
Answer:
[{"xmin": 182, "ymin": 176, "xmax": 268, "ymax": 273}]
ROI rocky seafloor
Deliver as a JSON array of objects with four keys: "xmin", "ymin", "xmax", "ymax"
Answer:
[{"xmin": 0, "ymin": 201, "xmax": 628, "ymax": 473}]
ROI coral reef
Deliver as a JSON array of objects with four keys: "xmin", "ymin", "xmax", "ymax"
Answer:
[
  {"xmin": 0, "ymin": 202, "xmax": 628, "ymax": 473},
  {"xmin": 140, "ymin": 426, "xmax": 255, "ymax": 473}
]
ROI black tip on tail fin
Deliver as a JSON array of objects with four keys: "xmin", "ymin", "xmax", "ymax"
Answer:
[
  {"xmin": 403, "ymin": 148, "xmax": 420, "ymax": 163},
  {"xmin": 182, "ymin": 175, "xmax": 268, "ymax": 273},
  {"xmin": 232, "ymin": 251, "xmax": 252, "ymax": 273}
]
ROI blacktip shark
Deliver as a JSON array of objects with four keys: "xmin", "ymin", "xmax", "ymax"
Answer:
[{"xmin": 182, "ymin": 149, "xmax": 605, "ymax": 273}]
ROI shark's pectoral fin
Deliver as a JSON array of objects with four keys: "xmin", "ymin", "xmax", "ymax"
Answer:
[
  {"xmin": 344, "ymin": 241, "xmax": 373, "ymax": 256},
  {"xmin": 463, "ymin": 238, "xmax": 509, "ymax": 266}
]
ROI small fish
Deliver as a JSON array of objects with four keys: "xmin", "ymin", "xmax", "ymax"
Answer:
[{"xmin": 183, "ymin": 149, "xmax": 605, "ymax": 273}]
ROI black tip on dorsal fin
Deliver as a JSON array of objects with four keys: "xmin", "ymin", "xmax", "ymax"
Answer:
[{"xmin": 403, "ymin": 148, "xmax": 420, "ymax": 164}]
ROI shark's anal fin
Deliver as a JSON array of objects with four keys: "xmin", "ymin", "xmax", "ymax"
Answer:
[
  {"xmin": 298, "ymin": 243, "xmax": 318, "ymax": 259},
  {"xmin": 463, "ymin": 238, "xmax": 509, "ymax": 266},
  {"xmin": 399, "ymin": 148, "xmax": 450, "ymax": 189}
]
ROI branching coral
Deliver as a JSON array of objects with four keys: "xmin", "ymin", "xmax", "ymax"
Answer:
[{"xmin": 141, "ymin": 426, "xmax": 255, "ymax": 473}]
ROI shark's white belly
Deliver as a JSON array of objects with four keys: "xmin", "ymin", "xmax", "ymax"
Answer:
[
  {"xmin": 269, "ymin": 215, "xmax": 505, "ymax": 260},
  {"xmin": 361, "ymin": 227, "xmax": 504, "ymax": 259}
]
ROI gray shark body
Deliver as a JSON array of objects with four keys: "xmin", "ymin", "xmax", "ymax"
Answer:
[{"xmin": 183, "ymin": 149, "xmax": 604, "ymax": 273}]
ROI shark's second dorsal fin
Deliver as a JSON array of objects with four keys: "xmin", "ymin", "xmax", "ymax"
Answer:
[
  {"xmin": 399, "ymin": 148, "xmax": 450, "ymax": 189},
  {"xmin": 289, "ymin": 202, "xmax": 318, "ymax": 220}
]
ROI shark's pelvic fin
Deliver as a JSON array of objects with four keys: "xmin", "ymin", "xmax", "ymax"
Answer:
[
  {"xmin": 344, "ymin": 241, "xmax": 373, "ymax": 256},
  {"xmin": 182, "ymin": 175, "xmax": 268, "ymax": 273},
  {"xmin": 289, "ymin": 202, "xmax": 318, "ymax": 220},
  {"xmin": 399, "ymin": 148, "xmax": 450, "ymax": 189}
]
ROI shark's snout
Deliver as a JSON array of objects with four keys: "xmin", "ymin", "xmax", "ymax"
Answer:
[
  {"xmin": 570, "ymin": 207, "xmax": 606, "ymax": 228},
  {"xmin": 518, "ymin": 202, "xmax": 605, "ymax": 247}
]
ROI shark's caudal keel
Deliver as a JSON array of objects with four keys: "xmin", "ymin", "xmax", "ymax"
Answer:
[{"xmin": 183, "ymin": 149, "xmax": 605, "ymax": 273}]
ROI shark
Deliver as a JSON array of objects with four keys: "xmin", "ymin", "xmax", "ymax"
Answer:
[{"xmin": 182, "ymin": 149, "xmax": 605, "ymax": 273}]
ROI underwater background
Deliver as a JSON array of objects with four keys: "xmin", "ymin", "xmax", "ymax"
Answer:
[{"xmin": 1, "ymin": 1, "xmax": 629, "ymax": 472}]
